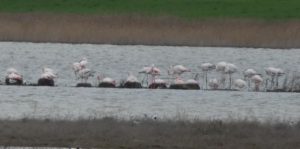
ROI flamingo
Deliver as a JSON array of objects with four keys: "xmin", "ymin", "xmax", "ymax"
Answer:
[
  {"xmin": 72, "ymin": 57, "xmax": 89, "ymax": 78},
  {"xmin": 122, "ymin": 73, "xmax": 142, "ymax": 88},
  {"xmin": 97, "ymin": 75, "xmax": 116, "ymax": 88},
  {"xmin": 41, "ymin": 67, "xmax": 57, "ymax": 80},
  {"xmin": 200, "ymin": 63, "xmax": 216, "ymax": 89},
  {"xmin": 234, "ymin": 79, "xmax": 247, "ymax": 90},
  {"xmin": 72, "ymin": 62, "xmax": 81, "ymax": 77},
  {"xmin": 173, "ymin": 77, "xmax": 185, "ymax": 85},
  {"xmin": 251, "ymin": 75, "xmax": 263, "ymax": 91},
  {"xmin": 38, "ymin": 67, "xmax": 57, "ymax": 86},
  {"xmin": 149, "ymin": 78, "xmax": 167, "ymax": 89},
  {"xmin": 168, "ymin": 65, "xmax": 191, "ymax": 78},
  {"xmin": 208, "ymin": 78, "xmax": 219, "ymax": 90},
  {"xmin": 101, "ymin": 77, "xmax": 116, "ymax": 85},
  {"xmin": 40, "ymin": 72, "xmax": 57, "ymax": 80},
  {"xmin": 185, "ymin": 79, "xmax": 200, "ymax": 89},
  {"xmin": 5, "ymin": 68, "xmax": 23, "ymax": 85},
  {"xmin": 126, "ymin": 73, "xmax": 139, "ymax": 83},
  {"xmin": 224, "ymin": 63, "xmax": 238, "ymax": 89},
  {"xmin": 217, "ymin": 62, "xmax": 238, "ymax": 89},
  {"xmin": 265, "ymin": 67, "xmax": 284, "ymax": 89},
  {"xmin": 79, "ymin": 57, "xmax": 88, "ymax": 69},
  {"xmin": 243, "ymin": 68, "xmax": 257, "ymax": 89},
  {"xmin": 216, "ymin": 61, "xmax": 228, "ymax": 88},
  {"xmin": 139, "ymin": 64, "xmax": 161, "ymax": 86},
  {"xmin": 78, "ymin": 68, "xmax": 95, "ymax": 83}
]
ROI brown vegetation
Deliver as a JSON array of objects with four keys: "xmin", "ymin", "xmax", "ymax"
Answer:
[
  {"xmin": 0, "ymin": 13, "xmax": 300, "ymax": 48},
  {"xmin": 1, "ymin": 118, "xmax": 300, "ymax": 149}
]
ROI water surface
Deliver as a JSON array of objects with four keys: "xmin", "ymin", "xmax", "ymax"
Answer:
[{"xmin": 0, "ymin": 42, "xmax": 299, "ymax": 121}]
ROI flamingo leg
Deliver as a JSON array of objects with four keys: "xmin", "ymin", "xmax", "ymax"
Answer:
[
  {"xmin": 205, "ymin": 71, "xmax": 208, "ymax": 89},
  {"xmin": 271, "ymin": 76, "xmax": 274, "ymax": 90},
  {"xmin": 229, "ymin": 74, "xmax": 232, "ymax": 89},
  {"xmin": 275, "ymin": 76, "xmax": 279, "ymax": 89}
]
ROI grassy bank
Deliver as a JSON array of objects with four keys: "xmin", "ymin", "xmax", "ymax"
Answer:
[
  {"xmin": 1, "ymin": 118, "xmax": 300, "ymax": 148},
  {"xmin": 1, "ymin": 0, "xmax": 300, "ymax": 20},
  {"xmin": 0, "ymin": 13, "xmax": 300, "ymax": 48},
  {"xmin": 1, "ymin": 1, "xmax": 300, "ymax": 48}
]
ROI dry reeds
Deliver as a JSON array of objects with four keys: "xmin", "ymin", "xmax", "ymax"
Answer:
[
  {"xmin": 1, "ymin": 118, "xmax": 300, "ymax": 148},
  {"xmin": 0, "ymin": 13, "xmax": 300, "ymax": 48}
]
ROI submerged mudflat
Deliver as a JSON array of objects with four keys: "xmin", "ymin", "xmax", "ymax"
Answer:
[{"xmin": 0, "ymin": 42, "xmax": 299, "ymax": 121}]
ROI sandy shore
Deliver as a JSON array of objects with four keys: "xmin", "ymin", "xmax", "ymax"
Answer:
[{"xmin": 0, "ymin": 13, "xmax": 300, "ymax": 49}]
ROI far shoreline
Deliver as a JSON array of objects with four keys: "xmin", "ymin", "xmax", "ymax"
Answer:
[{"xmin": 0, "ymin": 13, "xmax": 300, "ymax": 49}]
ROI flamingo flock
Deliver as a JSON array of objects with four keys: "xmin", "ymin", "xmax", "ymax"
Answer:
[{"xmin": 1, "ymin": 58, "xmax": 299, "ymax": 92}]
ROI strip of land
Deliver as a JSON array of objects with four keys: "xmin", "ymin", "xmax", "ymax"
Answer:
[
  {"xmin": 0, "ymin": 118, "xmax": 300, "ymax": 149},
  {"xmin": 1, "ymin": 0, "xmax": 300, "ymax": 48},
  {"xmin": 0, "ymin": 13, "xmax": 300, "ymax": 48}
]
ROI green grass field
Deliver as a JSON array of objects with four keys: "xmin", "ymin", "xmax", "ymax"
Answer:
[{"xmin": 0, "ymin": 0, "xmax": 300, "ymax": 20}]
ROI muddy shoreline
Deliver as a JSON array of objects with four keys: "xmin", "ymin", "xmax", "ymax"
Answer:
[
  {"xmin": 0, "ymin": 13, "xmax": 300, "ymax": 49},
  {"xmin": 1, "ymin": 118, "xmax": 300, "ymax": 149}
]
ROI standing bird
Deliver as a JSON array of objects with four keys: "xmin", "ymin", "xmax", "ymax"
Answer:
[
  {"xmin": 139, "ymin": 64, "xmax": 161, "ymax": 86},
  {"xmin": 216, "ymin": 61, "xmax": 228, "ymax": 89},
  {"xmin": 265, "ymin": 67, "xmax": 284, "ymax": 89},
  {"xmin": 251, "ymin": 75, "xmax": 263, "ymax": 91},
  {"xmin": 200, "ymin": 63, "xmax": 216, "ymax": 89},
  {"xmin": 78, "ymin": 68, "xmax": 95, "ymax": 83},
  {"xmin": 79, "ymin": 57, "xmax": 88, "ymax": 69},
  {"xmin": 243, "ymin": 68, "xmax": 257, "ymax": 89},
  {"xmin": 72, "ymin": 57, "xmax": 88, "ymax": 78},
  {"xmin": 72, "ymin": 62, "xmax": 81, "ymax": 77},
  {"xmin": 224, "ymin": 63, "xmax": 238, "ymax": 89},
  {"xmin": 168, "ymin": 65, "xmax": 191, "ymax": 78}
]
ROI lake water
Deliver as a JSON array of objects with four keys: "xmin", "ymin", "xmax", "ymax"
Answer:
[{"xmin": 0, "ymin": 42, "xmax": 299, "ymax": 122}]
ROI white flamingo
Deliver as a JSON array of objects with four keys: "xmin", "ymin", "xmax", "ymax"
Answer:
[
  {"xmin": 72, "ymin": 62, "xmax": 81, "ymax": 77},
  {"xmin": 78, "ymin": 68, "xmax": 95, "ymax": 83},
  {"xmin": 153, "ymin": 78, "xmax": 166, "ymax": 84},
  {"xmin": 186, "ymin": 79, "xmax": 198, "ymax": 85},
  {"xmin": 126, "ymin": 73, "xmax": 139, "ymax": 83},
  {"xmin": 139, "ymin": 64, "xmax": 161, "ymax": 85},
  {"xmin": 265, "ymin": 67, "xmax": 284, "ymax": 89},
  {"xmin": 243, "ymin": 68, "xmax": 257, "ymax": 89},
  {"xmin": 6, "ymin": 68, "xmax": 23, "ymax": 84},
  {"xmin": 251, "ymin": 75, "xmax": 263, "ymax": 91},
  {"xmin": 97, "ymin": 75, "xmax": 116, "ymax": 86},
  {"xmin": 216, "ymin": 61, "xmax": 227, "ymax": 88},
  {"xmin": 41, "ymin": 67, "xmax": 57, "ymax": 80},
  {"xmin": 224, "ymin": 63, "xmax": 238, "ymax": 89},
  {"xmin": 168, "ymin": 65, "xmax": 191, "ymax": 78},
  {"xmin": 173, "ymin": 77, "xmax": 185, "ymax": 85},
  {"xmin": 216, "ymin": 62, "xmax": 238, "ymax": 89},
  {"xmin": 208, "ymin": 78, "xmax": 219, "ymax": 90},
  {"xmin": 79, "ymin": 57, "xmax": 88, "ymax": 69},
  {"xmin": 200, "ymin": 63, "xmax": 216, "ymax": 89},
  {"xmin": 72, "ymin": 57, "xmax": 89, "ymax": 78},
  {"xmin": 234, "ymin": 79, "xmax": 247, "ymax": 90}
]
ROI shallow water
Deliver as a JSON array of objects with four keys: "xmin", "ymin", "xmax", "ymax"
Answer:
[{"xmin": 0, "ymin": 42, "xmax": 300, "ymax": 121}]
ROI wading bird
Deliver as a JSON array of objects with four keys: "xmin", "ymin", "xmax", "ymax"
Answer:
[
  {"xmin": 200, "ymin": 63, "xmax": 216, "ymax": 89},
  {"xmin": 251, "ymin": 75, "xmax": 263, "ymax": 91}
]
